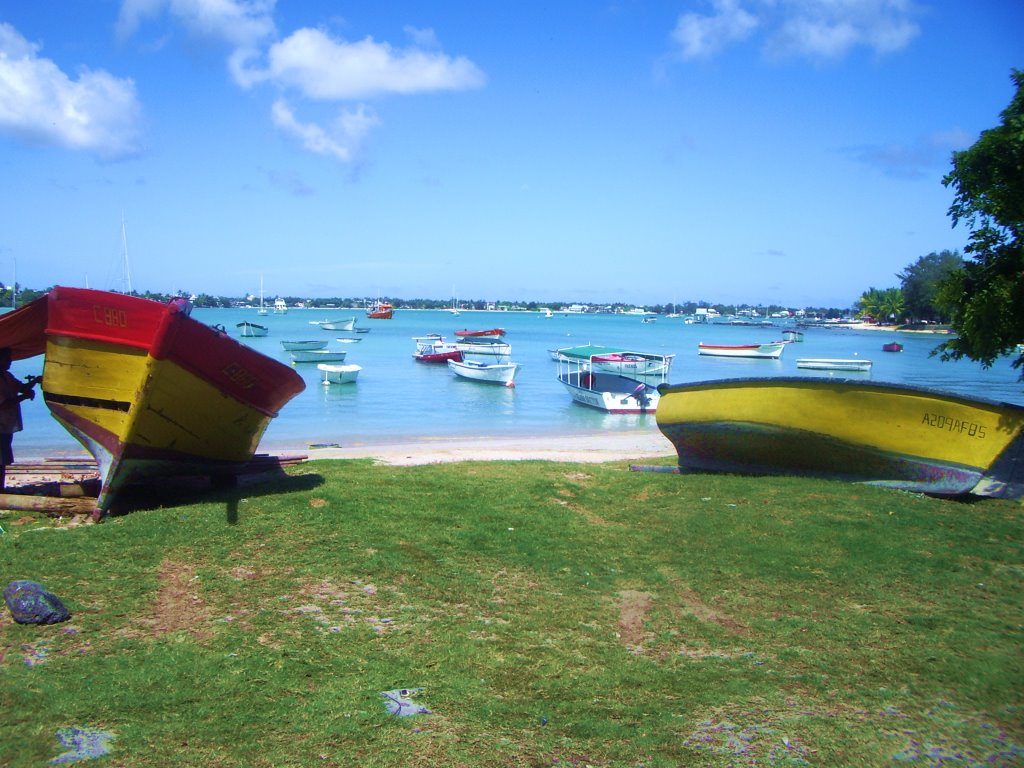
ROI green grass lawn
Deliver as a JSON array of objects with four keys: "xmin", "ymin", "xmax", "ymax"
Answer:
[{"xmin": 1, "ymin": 458, "xmax": 1021, "ymax": 767}]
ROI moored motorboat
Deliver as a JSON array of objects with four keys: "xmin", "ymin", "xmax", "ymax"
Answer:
[
  {"xmin": 273, "ymin": 298, "xmax": 288, "ymax": 314},
  {"xmin": 697, "ymin": 341, "xmax": 787, "ymax": 359},
  {"xmin": 556, "ymin": 346, "xmax": 672, "ymax": 413},
  {"xmin": 237, "ymin": 320, "xmax": 269, "ymax": 338},
  {"xmin": 654, "ymin": 377, "xmax": 1024, "ymax": 498},
  {"xmin": 413, "ymin": 334, "xmax": 463, "ymax": 363},
  {"xmin": 0, "ymin": 287, "xmax": 305, "ymax": 514},
  {"xmin": 796, "ymin": 358, "xmax": 872, "ymax": 372},
  {"xmin": 447, "ymin": 358, "xmax": 518, "ymax": 387},
  {"xmin": 456, "ymin": 338, "xmax": 512, "ymax": 359},
  {"xmin": 318, "ymin": 363, "xmax": 361, "ymax": 385},
  {"xmin": 782, "ymin": 329, "xmax": 804, "ymax": 342},
  {"xmin": 591, "ymin": 351, "xmax": 675, "ymax": 377},
  {"xmin": 366, "ymin": 301, "xmax": 393, "ymax": 319},
  {"xmin": 281, "ymin": 339, "xmax": 328, "ymax": 352},
  {"xmin": 883, "ymin": 342, "xmax": 904, "ymax": 352},
  {"xmin": 289, "ymin": 349, "xmax": 347, "ymax": 364},
  {"xmin": 317, "ymin": 317, "xmax": 356, "ymax": 331},
  {"xmin": 455, "ymin": 328, "xmax": 505, "ymax": 339}
]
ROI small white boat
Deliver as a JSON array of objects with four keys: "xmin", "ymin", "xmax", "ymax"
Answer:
[
  {"xmin": 448, "ymin": 358, "xmax": 518, "ymax": 387},
  {"xmin": 456, "ymin": 339, "xmax": 512, "ymax": 358},
  {"xmin": 334, "ymin": 337, "xmax": 362, "ymax": 344},
  {"xmin": 797, "ymin": 358, "xmax": 872, "ymax": 372},
  {"xmin": 273, "ymin": 297, "xmax": 288, "ymax": 314},
  {"xmin": 591, "ymin": 351, "xmax": 675, "ymax": 377},
  {"xmin": 317, "ymin": 317, "xmax": 356, "ymax": 331},
  {"xmin": 782, "ymin": 329, "xmax": 805, "ymax": 342},
  {"xmin": 281, "ymin": 339, "xmax": 328, "ymax": 352},
  {"xmin": 237, "ymin": 321, "xmax": 269, "ymax": 338},
  {"xmin": 698, "ymin": 341, "xmax": 787, "ymax": 359},
  {"xmin": 290, "ymin": 349, "xmax": 347, "ymax": 364},
  {"xmin": 318, "ymin": 363, "xmax": 361, "ymax": 385}
]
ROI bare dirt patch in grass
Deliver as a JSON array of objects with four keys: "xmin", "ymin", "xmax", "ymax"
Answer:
[{"xmin": 616, "ymin": 589, "xmax": 654, "ymax": 651}]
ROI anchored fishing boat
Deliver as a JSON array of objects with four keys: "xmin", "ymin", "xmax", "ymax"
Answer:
[
  {"xmin": 237, "ymin": 320, "xmax": 269, "ymax": 338},
  {"xmin": 697, "ymin": 341, "xmax": 787, "ymax": 359},
  {"xmin": 281, "ymin": 340, "xmax": 328, "ymax": 352},
  {"xmin": 654, "ymin": 377, "xmax": 1024, "ymax": 498},
  {"xmin": 796, "ymin": 358, "xmax": 872, "ymax": 372},
  {"xmin": 0, "ymin": 287, "xmax": 305, "ymax": 514},
  {"xmin": 412, "ymin": 334, "xmax": 463, "ymax": 363},
  {"xmin": 555, "ymin": 345, "xmax": 672, "ymax": 413},
  {"xmin": 318, "ymin": 363, "xmax": 361, "ymax": 385},
  {"xmin": 447, "ymin": 358, "xmax": 518, "ymax": 387}
]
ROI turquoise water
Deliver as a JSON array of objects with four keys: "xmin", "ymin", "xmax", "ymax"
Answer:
[{"xmin": 12, "ymin": 307, "xmax": 1024, "ymax": 458}]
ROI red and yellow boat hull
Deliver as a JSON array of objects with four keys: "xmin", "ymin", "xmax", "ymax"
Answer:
[{"xmin": 29, "ymin": 288, "xmax": 305, "ymax": 512}]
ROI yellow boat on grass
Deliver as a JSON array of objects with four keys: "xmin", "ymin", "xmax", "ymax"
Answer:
[
  {"xmin": 654, "ymin": 377, "xmax": 1024, "ymax": 498},
  {"xmin": 0, "ymin": 287, "xmax": 305, "ymax": 515}
]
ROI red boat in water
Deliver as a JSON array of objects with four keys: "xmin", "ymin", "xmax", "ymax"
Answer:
[
  {"xmin": 412, "ymin": 334, "xmax": 463, "ymax": 363},
  {"xmin": 454, "ymin": 328, "xmax": 505, "ymax": 338},
  {"xmin": 882, "ymin": 342, "xmax": 904, "ymax": 352}
]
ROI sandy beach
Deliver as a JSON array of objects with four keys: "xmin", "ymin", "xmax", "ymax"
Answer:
[{"xmin": 297, "ymin": 427, "xmax": 675, "ymax": 466}]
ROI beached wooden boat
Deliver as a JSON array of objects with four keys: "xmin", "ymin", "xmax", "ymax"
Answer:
[
  {"xmin": 281, "ymin": 339, "xmax": 328, "ymax": 352},
  {"xmin": 654, "ymin": 377, "xmax": 1024, "ymax": 498},
  {"xmin": 237, "ymin": 320, "xmax": 269, "ymax": 338},
  {"xmin": 0, "ymin": 287, "xmax": 305, "ymax": 513},
  {"xmin": 556, "ymin": 346, "xmax": 672, "ymax": 413},
  {"xmin": 796, "ymin": 358, "xmax": 872, "ymax": 372},
  {"xmin": 697, "ymin": 341, "xmax": 786, "ymax": 359},
  {"xmin": 413, "ymin": 334, "xmax": 462, "ymax": 363},
  {"xmin": 447, "ymin": 358, "xmax": 518, "ymax": 387},
  {"xmin": 318, "ymin": 363, "xmax": 361, "ymax": 385},
  {"xmin": 289, "ymin": 349, "xmax": 347, "ymax": 364}
]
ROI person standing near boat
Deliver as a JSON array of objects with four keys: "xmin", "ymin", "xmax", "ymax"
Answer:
[{"xmin": 0, "ymin": 347, "xmax": 38, "ymax": 489}]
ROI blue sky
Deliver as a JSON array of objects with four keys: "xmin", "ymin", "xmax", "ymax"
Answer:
[{"xmin": 0, "ymin": 1, "xmax": 1020, "ymax": 309}]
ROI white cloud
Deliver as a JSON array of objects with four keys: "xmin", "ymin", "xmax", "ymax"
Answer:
[
  {"xmin": 270, "ymin": 98, "xmax": 380, "ymax": 162},
  {"xmin": 0, "ymin": 23, "xmax": 142, "ymax": 159},
  {"xmin": 767, "ymin": 0, "xmax": 920, "ymax": 60},
  {"xmin": 238, "ymin": 27, "xmax": 486, "ymax": 98},
  {"xmin": 671, "ymin": 0, "xmax": 759, "ymax": 60},
  {"xmin": 670, "ymin": 0, "xmax": 920, "ymax": 62},
  {"xmin": 117, "ymin": 0, "xmax": 276, "ymax": 49}
]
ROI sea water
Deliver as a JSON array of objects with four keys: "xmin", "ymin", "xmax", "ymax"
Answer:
[{"xmin": 11, "ymin": 308, "xmax": 1024, "ymax": 458}]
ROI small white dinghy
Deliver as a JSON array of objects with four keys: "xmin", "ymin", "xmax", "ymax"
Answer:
[
  {"xmin": 318, "ymin": 363, "xmax": 361, "ymax": 385},
  {"xmin": 281, "ymin": 339, "xmax": 328, "ymax": 351},
  {"xmin": 447, "ymin": 358, "xmax": 518, "ymax": 387},
  {"xmin": 290, "ymin": 349, "xmax": 347, "ymax": 364}
]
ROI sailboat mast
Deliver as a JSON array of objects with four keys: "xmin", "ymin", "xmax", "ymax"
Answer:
[{"xmin": 121, "ymin": 211, "xmax": 133, "ymax": 294}]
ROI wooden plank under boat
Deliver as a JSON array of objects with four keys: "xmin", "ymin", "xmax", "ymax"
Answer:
[
  {"xmin": 0, "ymin": 287, "xmax": 305, "ymax": 514},
  {"xmin": 654, "ymin": 377, "xmax": 1024, "ymax": 498}
]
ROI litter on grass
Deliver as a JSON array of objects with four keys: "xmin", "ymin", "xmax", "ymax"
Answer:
[{"xmin": 381, "ymin": 688, "xmax": 431, "ymax": 717}]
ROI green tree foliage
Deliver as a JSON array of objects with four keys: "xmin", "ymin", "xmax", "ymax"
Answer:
[
  {"xmin": 857, "ymin": 286, "xmax": 905, "ymax": 323},
  {"xmin": 898, "ymin": 250, "xmax": 963, "ymax": 322},
  {"xmin": 935, "ymin": 69, "xmax": 1024, "ymax": 377}
]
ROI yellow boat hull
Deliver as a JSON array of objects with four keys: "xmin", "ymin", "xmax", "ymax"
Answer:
[
  {"xmin": 4, "ymin": 287, "xmax": 307, "ymax": 513},
  {"xmin": 656, "ymin": 378, "xmax": 1024, "ymax": 498}
]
